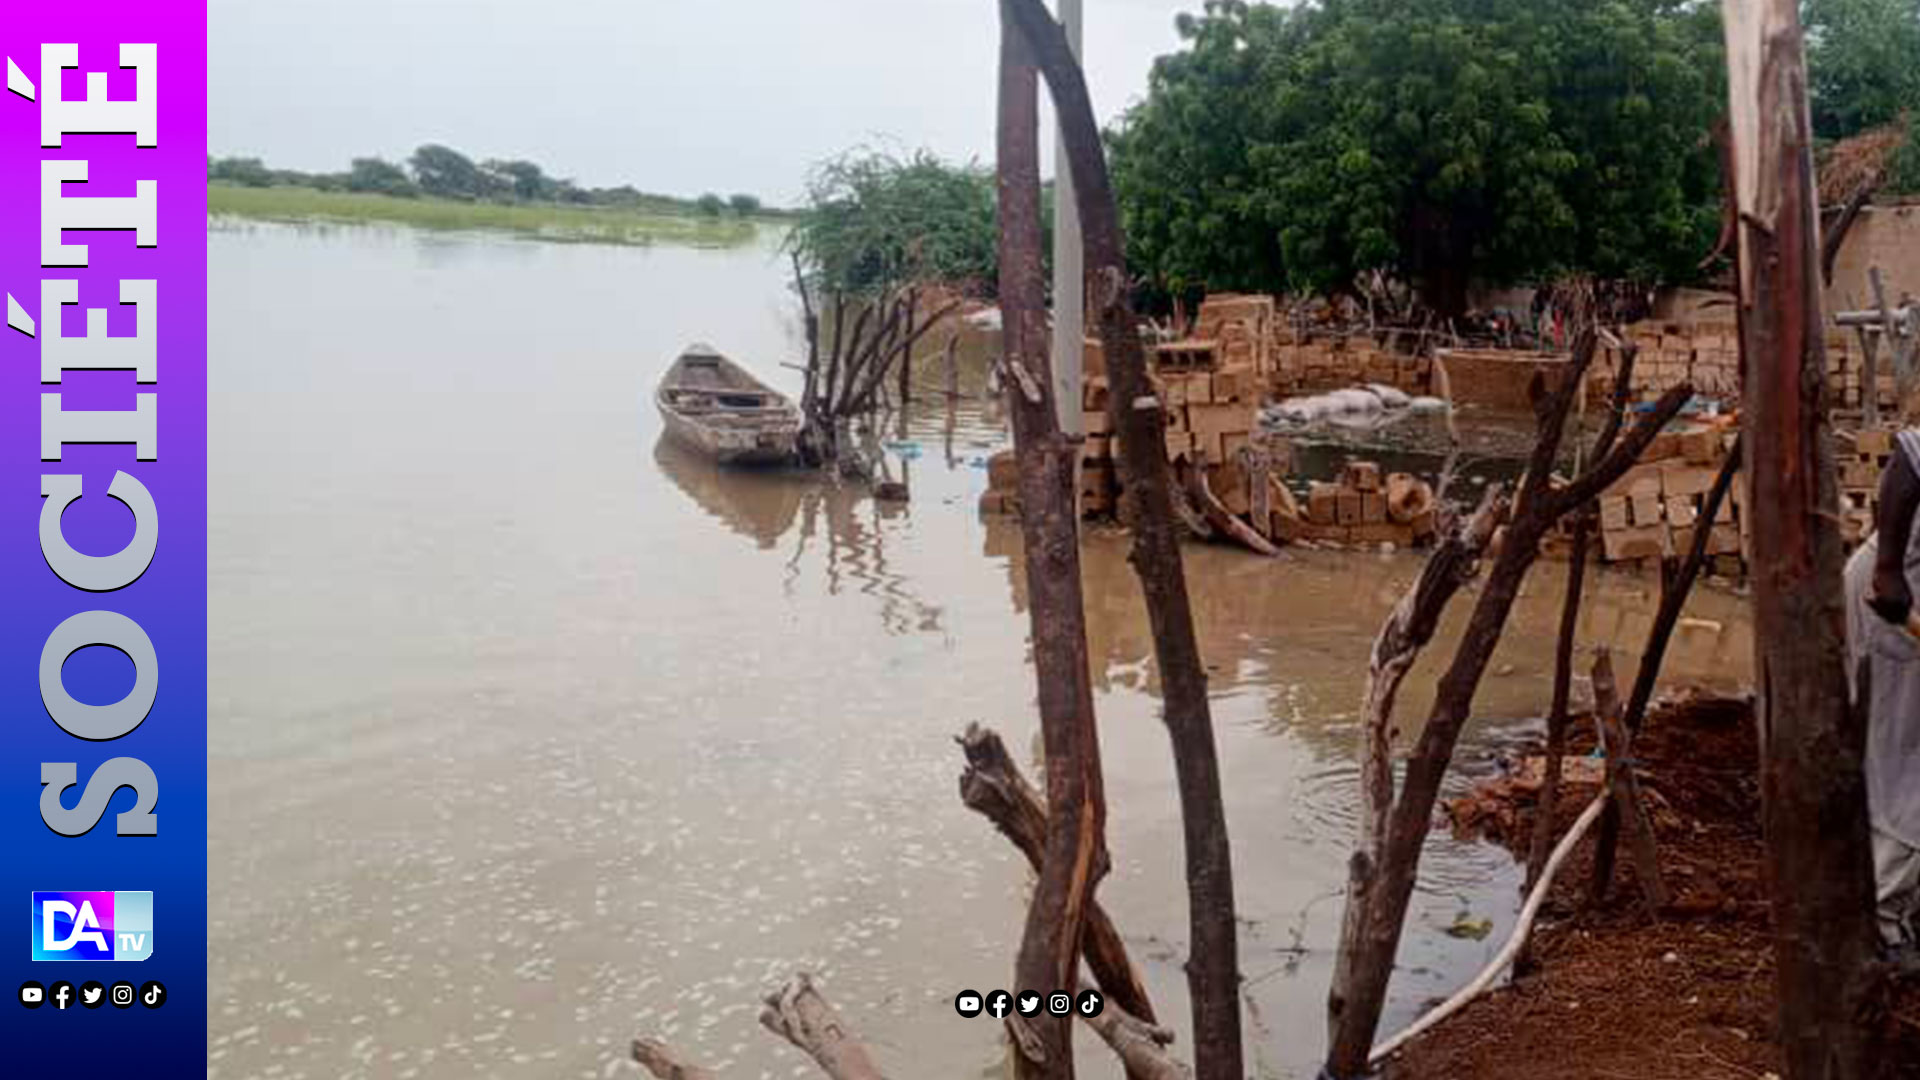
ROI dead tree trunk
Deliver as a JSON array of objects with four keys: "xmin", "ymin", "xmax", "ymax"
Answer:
[
  {"xmin": 1525, "ymin": 339, "xmax": 1642, "ymax": 897},
  {"xmin": 1000, "ymin": 3, "xmax": 1244, "ymax": 1077},
  {"xmin": 1323, "ymin": 330, "xmax": 1691, "ymax": 1078},
  {"xmin": 1331, "ymin": 484, "xmax": 1507, "ymax": 1044},
  {"xmin": 1722, "ymin": 4, "xmax": 1885, "ymax": 1076},
  {"xmin": 957, "ymin": 724, "xmax": 1156, "ymax": 1024},
  {"xmin": 995, "ymin": 18, "xmax": 1108, "ymax": 1080}
]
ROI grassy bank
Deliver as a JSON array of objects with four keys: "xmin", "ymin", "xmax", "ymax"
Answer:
[{"xmin": 208, "ymin": 183, "xmax": 780, "ymax": 248}]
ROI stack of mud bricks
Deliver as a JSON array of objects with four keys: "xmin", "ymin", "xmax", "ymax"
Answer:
[
  {"xmin": 1584, "ymin": 322, "xmax": 1743, "ymax": 405},
  {"xmin": 979, "ymin": 336, "xmax": 1125, "ymax": 518},
  {"xmin": 1592, "ymin": 414, "xmax": 1747, "ymax": 576},
  {"xmin": 1277, "ymin": 461, "xmax": 1438, "ymax": 548},
  {"xmin": 1836, "ymin": 426, "xmax": 1896, "ymax": 548},
  {"xmin": 1434, "ymin": 348, "xmax": 1584, "ymax": 411},
  {"xmin": 1273, "ymin": 328, "xmax": 1432, "ymax": 398},
  {"xmin": 1585, "ymin": 320, "xmax": 1884, "ymax": 413}
]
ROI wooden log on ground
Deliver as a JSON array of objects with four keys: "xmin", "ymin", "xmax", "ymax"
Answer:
[
  {"xmin": 957, "ymin": 724, "xmax": 1157, "ymax": 1024},
  {"xmin": 1588, "ymin": 649, "xmax": 1669, "ymax": 917},
  {"xmin": 759, "ymin": 973, "xmax": 889, "ymax": 1080},
  {"xmin": 1187, "ymin": 453, "xmax": 1282, "ymax": 556}
]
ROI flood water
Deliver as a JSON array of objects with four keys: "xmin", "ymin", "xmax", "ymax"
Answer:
[{"xmin": 207, "ymin": 221, "xmax": 1755, "ymax": 1080}]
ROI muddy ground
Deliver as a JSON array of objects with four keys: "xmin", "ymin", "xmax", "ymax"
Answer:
[{"xmin": 1387, "ymin": 692, "xmax": 1920, "ymax": 1080}]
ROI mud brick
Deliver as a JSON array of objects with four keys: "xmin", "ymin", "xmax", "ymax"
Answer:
[
  {"xmin": 1713, "ymin": 554, "xmax": 1745, "ymax": 578},
  {"xmin": 1630, "ymin": 492, "xmax": 1663, "ymax": 527},
  {"xmin": 1660, "ymin": 462, "xmax": 1718, "ymax": 498},
  {"xmin": 1082, "ymin": 376, "xmax": 1109, "ymax": 412},
  {"xmin": 1644, "ymin": 430, "xmax": 1683, "ymax": 462},
  {"xmin": 1853, "ymin": 428, "xmax": 1895, "ymax": 456},
  {"xmin": 1666, "ymin": 496, "xmax": 1699, "ymax": 528},
  {"xmin": 1613, "ymin": 462, "xmax": 1665, "ymax": 498},
  {"xmin": 1163, "ymin": 430, "xmax": 1194, "ymax": 462},
  {"xmin": 1184, "ymin": 371, "xmax": 1215, "ymax": 405},
  {"xmin": 1164, "ymin": 376, "xmax": 1188, "ymax": 408},
  {"xmin": 1351, "ymin": 521, "xmax": 1416, "ymax": 546},
  {"xmin": 1343, "ymin": 461, "xmax": 1383, "ymax": 492},
  {"xmin": 1308, "ymin": 482, "xmax": 1341, "ymax": 525},
  {"xmin": 1083, "ymin": 409, "xmax": 1111, "ymax": 436},
  {"xmin": 1678, "ymin": 424, "xmax": 1723, "ymax": 465},
  {"xmin": 1707, "ymin": 523, "xmax": 1742, "ymax": 555},
  {"xmin": 1336, "ymin": 489, "xmax": 1364, "ymax": 526},
  {"xmin": 1221, "ymin": 431, "xmax": 1253, "ymax": 465},
  {"xmin": 1603, "ymin": 525, "xmax": 1667, "ymax": 562},
  {"xmin": 987, "ymin": 450, "xmax": 1019, "ymax": 491},
  {"xmin": 1600, "ymin": 496, "xmax": 1631, "ymax": 531},
  {"xmin": 1212, "ymin": 369, "xmax": 1254, "ymax": 402},
  {"xmin": 1300, "ymin": 520, "xmax": 1355, "ymax": 544},
  {"xmin": 1081, "ymin": 436, "xmax": 1111, "ymax": 464},
  {"xmin": 1356, "ymin": 491, "xmax": 1384, "ymax": 524}
]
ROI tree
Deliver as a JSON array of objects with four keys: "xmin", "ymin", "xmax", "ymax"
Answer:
[
  {"xmin": 346, "ymin": 157, "xmax": 416, "ymax": 197},
  {"xmin": 408, "ymin": 144, "xmax": 492, "ymax": 200},
  {"xmin": 1804, "ymin": 0, "xmax": 1920, "ymax": 139},
  {"xmin": 484, "ymin": 159, "xmax": 556, "ymax": 202},
  {"xmin": 1109, "ymin": 0, "xmax": 1725, "ymax": 313},
  {"xmin": 695, "ymin": 193, "xmax": 727, "ymax": 217},
  {"xmin": 209, "ymin": 156, "xmax": 274, "ymax": 187},
  {"xmin": 728, "ymin": 193, "xmax": 763, "ymax": 216},
  {"xmin": 1725, "ymin": 2, "xmax": 1885, "ymax": 1074},
  {"xmin": 787, "ymin": 148, "xmax": 1002, "ymax": 297}
]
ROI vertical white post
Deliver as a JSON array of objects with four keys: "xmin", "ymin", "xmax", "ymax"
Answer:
[{"xmin": 1051, "ymin": 0, "xmax": 1085, "ymax": 439}]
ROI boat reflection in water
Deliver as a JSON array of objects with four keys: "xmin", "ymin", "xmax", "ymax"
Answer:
[{"xmin": 652, "ymin": 434, "xmax": 945, "ymax": 637}]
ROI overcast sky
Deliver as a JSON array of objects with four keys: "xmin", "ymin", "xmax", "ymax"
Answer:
[{"xmin": 209, "ymin": 0, "xmax": 1200, "ymax": 205}]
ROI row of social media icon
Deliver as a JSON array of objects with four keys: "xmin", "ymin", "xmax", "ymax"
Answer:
[
  {"xmin": 955, "ymin": 988, "xmax": 1102, "ymax": 1019},
  {"xmin": 19, "ymin": 980, "xmax": 165, "ymax": 1010}
]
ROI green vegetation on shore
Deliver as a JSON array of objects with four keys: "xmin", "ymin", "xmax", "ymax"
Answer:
[
  {"xmin": 209, "ymin": 183, "xmax": 776, "ymax": 247},
  {"xmin": 207, "ymin": 142, "xmax": 793, "ymax": 247}
]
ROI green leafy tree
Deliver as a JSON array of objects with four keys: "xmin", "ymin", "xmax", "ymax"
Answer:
[
  {"xmin": 484, "ymin": 159, "xmax": 556, "ymax": 202},
  {"xmin": 1805, "ymin": 0, "xmax": 1920, "ymax": 139},
  {"xmin": 728, "ymin": 193, "xmax": 763, "ymax": 216},
  {"xmin": 788, "ymin": 149, "xmax": 1002, "ymax": 297},
  {"xmin": 346, "ymin": 157, "xmax": 417, "ymax": 197},
  {"xmin": 1111, "ymin": 0, "xmax": 1725, "ymax": 314},
  {"xmin": 209, "ymin": 155, "xmax": 274, "ymax": 187},
  {"xmin": 695, "ymin": 193, "xmax": 727, "ymax": 217},
  {"xmin": 408, "ymin": 144, "xmax": 494, "ymax": 200}
]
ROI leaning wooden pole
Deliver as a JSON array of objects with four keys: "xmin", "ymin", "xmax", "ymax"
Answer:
[
  {"xmin": 995, "ymin": 16, "xmax": 1108, "ymax": 1080},
  {"xmin": 1721, "ymin": 3, "xmax": 1884, "ymax": 1077},
  {"xmin": 1001, "ymin": 3, "xmax": 1245, "ymax": 1077}
]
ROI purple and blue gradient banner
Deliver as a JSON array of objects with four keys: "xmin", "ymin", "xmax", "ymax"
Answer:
[{"xmin": 1, "ymin": 3, "xmax": 205, "ymax": 1069}]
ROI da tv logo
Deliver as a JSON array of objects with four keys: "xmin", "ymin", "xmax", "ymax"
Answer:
[{"xmin": 31, "ymin": 892, "xmax": 153, "ymax": 962}]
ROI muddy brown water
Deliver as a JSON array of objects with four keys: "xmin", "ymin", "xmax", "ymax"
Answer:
[{"xmin": 208, "ymin": 221, "xmax": 1754, "ymax": 1079}]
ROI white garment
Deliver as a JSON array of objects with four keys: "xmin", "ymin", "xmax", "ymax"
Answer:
[
  {"xmin": 1842, "ymin": 429, "xmax": 1920, "ymax": 944},
  {"xmin": 1875, "ymin": 825, "xmax": 1920, "ymax": 947}
]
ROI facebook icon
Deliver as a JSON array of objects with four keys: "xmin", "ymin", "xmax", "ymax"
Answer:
[{"xmin": 986, "ymin": 990, "xmax": 1011, "ymax": 1019}]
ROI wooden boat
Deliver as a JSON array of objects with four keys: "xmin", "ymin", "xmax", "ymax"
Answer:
[{"xmin": 655, "ymin": 344, "xmax": 802, "ymax": 466}]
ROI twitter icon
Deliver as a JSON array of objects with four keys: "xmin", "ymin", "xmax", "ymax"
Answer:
[
  {"xmin": 1016, "ymin": 990, "xmax": 1043, "ymax": 1017},
  {"xmin": 79, "ymin": 981, "xmax": 106, "ymax": 1009}
]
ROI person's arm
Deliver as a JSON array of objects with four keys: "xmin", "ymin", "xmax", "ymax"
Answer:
[{"xmin": 1870, "ymin": 444, "xmax": 1920, "ymax": 625}]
